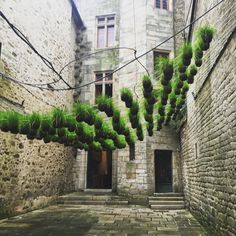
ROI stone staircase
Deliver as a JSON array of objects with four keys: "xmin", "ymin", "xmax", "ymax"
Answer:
[
  {"xmin": 148, "ymin": 193, "xmax": 185, "ymax": 210},
  {"xmin": 57, "ymin": 191, "xmax": 129, "ymax": 206}
]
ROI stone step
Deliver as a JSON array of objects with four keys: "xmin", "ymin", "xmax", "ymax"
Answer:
[
  {"xmin": 153, "ymin": 193, "xmax": 184, "ymax": 197},
  {"xmin": 84, "ymin": 189, "xmax": 112, "ymax": 194},
  {"xmin": 58, "ymin": 195, "xmax": 125, "ymax": 201},
  {"xmin": 150, "ymin": 204, "xmax": 185, "ymax": 210},
  {"xmin": 148, "ymin": 196, "xmax": 184, "ymax": 201},
  {"xmin": 149, "ymin": 200, "xmax": 185, "ymax": 206},
  {"xmin": 58, "ymin": 200, "xmax": 129, "ymax": 205}
]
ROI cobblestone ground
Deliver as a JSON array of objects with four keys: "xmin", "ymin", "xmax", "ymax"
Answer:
[{"xmin": 0, "ymin": 205, "xmax": 208, "ymax": 236}]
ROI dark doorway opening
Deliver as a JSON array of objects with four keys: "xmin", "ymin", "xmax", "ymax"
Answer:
[
  {"xmin": 87, "ymin": 150, "xmax": 112, "ymax": 189},
  {"xmin": 155, "ymin": 150, "xmax": 172, "ymax": 193}
]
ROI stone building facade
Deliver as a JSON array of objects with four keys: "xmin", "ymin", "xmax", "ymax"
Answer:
[
  {"xmin": 0, "ymin": 0, "xmax": 84, "ymax": 217},
  {"xmin": 178, "ymin": 0, "xmax": 236, "ymax": 235},
  {"xmin": 74, "ymin": 0, "xmax": 183, "ymax": 202}
]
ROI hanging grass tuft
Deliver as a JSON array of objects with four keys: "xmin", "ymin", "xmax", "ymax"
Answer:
[
  {"xmin": 19, "ymin": 116, "xmax": 30, "ymax": 135},
  {"xmin": 195, "ymin": 26, "xmax": 215, "ymax": 50},
  {"xmin": 76, "ymin": 122, "xmax": 94, "ymax": 144},
  {"xmin": 74, "ymin": 102, "xmax": 96, "ymax": 125},
  {"xmin": 120, "ymin": 88, "xmax": 133, "ymax": 108},
  {"xmin": 195, "ymin": 58, "xmax": 202, "ymax": 67},
  {"xmin": 144, "ymin": 100, "xmax": 153, "ymax": 114},
  {"xmin": 156, "ymin": 57, "xmax": 174, "ymax": 81},
  {"xmin": 142, "ymin": 75, "xmax": 153, "ymax": 92},
  {"xmin": 43, "ymin": 135, "xmax": 51, "ymax": 144},
  {"xmin": 180, "ymin": 43, "xmax": 193, "ymax": 66},
  {"xmin": 136, "ymin": 123, "xmax": 144, "ymax": 141},
  {"xmin": 176, "ymin": 97, "xmax": 185, "ymax": 109},
  {"xmin": 112, "ymin": 109, "xmax": 120, "ymax": 123},
  {"xmin": 57, "ymin": 128, "xmax": 66, "ymax": 137},
  {"xmin": 29, "ymin": 113, "xmax": 41, "ymax": 130},
  {"xmin": 187, "ymin": 74, "xmax": 194, "ymax": 84},
  {"xmin": 89, "ymin": 141, "xmax": 103, "ymax": 151},
  {"xmin": 94, "ymin": 115, "xmax": 103, "ymax": 129},
  {"xmin": 41, "ymin": 115, "xmax": 52, "ymax": 132},
  {"xmin": 189, "ymin": 64, "xmax": 198, "ymax": 76},
  {"xmin": 52, "ymin": 108, "xmax": 65, "ymax": 128},
  {"xmin": 163, "ymin": 84, "xmax": 172, "ymax": 94},
  {"xmin": 125, "ymin": 131, "xmax": 136, "ymax": 146},
  {"xmin": 65, "ymin": 114, "xmax": 76, "ymax": 132},
  {"xmin": 0, "ymin": 111, "xmax": 20, "ymax": 134},
  {"xmin": 114, "ymin": 134, "xmax": 127, "ymax": 149},
  {"xmin": 130, "ymin": 101, "xmax": 139, "ymax": 115},
  {"xmin": 179, "ymin": 73, "xmax": 187, "ymax": 81},
  {"xmin": 157, "ymin": 114, "xmax": 165, "ymax": 126},
  {"xmin": 0, "ymin": 112, "xmax": 9, "ymax": 132},
  {"xmin": 96, "ymin": 96, "xmax": 114, "ymax": 117},
  {"xmin": 128, "ymin": 110, "xmax": 139, "ymax": 129},
  {"xmin": 182, "ymin": 82, "xmax": 189, "ymax": 93},
  {"xmin": 144, "ymin": 112, "xmax": 153, "ymax": 123},
  {"xmin": 169, "ymin": 93, "xmax": 177, "ymax": 105},
  {"xmin": 157, "ymin": 103, "xmax": 165, "ymax": 116},
  {"xmin": 101, "ymin": 139, "xmax": 116, "ymax": 151}
]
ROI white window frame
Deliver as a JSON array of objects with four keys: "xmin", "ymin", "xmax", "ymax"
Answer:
[{"xmin": 96, "ymin": 14, "xmax": 115, "ymax": 48}]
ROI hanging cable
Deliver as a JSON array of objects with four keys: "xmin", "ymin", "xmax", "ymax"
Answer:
[
  {"xmin": 0, "ymin": 0, "xmax": 224, "ymax": 92},
  {"xmin": 0, "ymin": 11, "xmax": 72, "ymax": 88}
]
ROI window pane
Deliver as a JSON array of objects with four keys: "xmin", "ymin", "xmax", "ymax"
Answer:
[
  {"xmin": 156, "ymin": 0, "xmax": 161, "ymax": 8},
  {"xmin": 107, "ymin": 25, "xmax": 114, "ymax": 47},
  {"xmin": 105, "ymin": 84, "xmax": 113, "ymax": 97},
  {"xmin": 95, "ymin": 84, "xmax": 103, "ymax": 98},
  {"xmin": 163, "ymin": 0, "xmax": 168, "ymax": 9},
  {"xmin": 98, "ymin": 17, "xmax": 105, "ymax": 25},
  {"xmin": 107, "ymin": 17, "xmax": 115, "ymax": 24},
  {"xmin": 96, "ymin": 73, "xmax": 103, "ymax": 82},
  {"xmin": 97, "ymin": 27, "xmax": 105, "ymax": 48},
  {"xmin": 105, "ymin": 73, "xmax": 112, "ymax": 81}
]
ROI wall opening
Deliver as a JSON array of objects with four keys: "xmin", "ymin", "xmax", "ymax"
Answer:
[
  {"xmin": 155, "ymin": 150, "xmax": 172, "ymax": 192},
  {"xmin": 87, "ymin": 150, "xmax": 112, "ymax": 189}
]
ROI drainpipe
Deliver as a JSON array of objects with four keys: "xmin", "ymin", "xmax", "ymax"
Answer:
[{"xmin": 188, "ymin": 0, "xmax": 197, "ymax": 42}]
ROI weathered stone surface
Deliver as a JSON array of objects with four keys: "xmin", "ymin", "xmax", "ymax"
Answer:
[
  {"xmin": 0, "ymin": 0, "xmax": 82, "ymax": 218},
  {"xmin": 179, "ymin": 1, "xmax": 236, "ymax": 235},
  {"xmin": 0, "ymin": 205, "xmax": 208, "ymax": 236}
]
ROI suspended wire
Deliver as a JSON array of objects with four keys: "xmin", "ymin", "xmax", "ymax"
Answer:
[
  {"xmin": 0, "ymin": 0, "xmax": 224, "ymax": 92},
  {"xmin": 59, "ymin": 47, "xmax": 136, "ymax": 75},
  {"xmin": 0, "ymin": 11, "xmax": 72, "ymax": 88}
]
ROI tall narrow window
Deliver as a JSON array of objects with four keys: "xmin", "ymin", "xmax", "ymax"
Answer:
[
  {"xmin": 97, "ymin": 15, "xmax": 115, "ymax": 48},
  {"xmin": 129, "ymin": 144, "xmax": 135, "ymax": 161},
  {"xmin": 156, "ymin": 0, "xmax": 169, "ymax": 10},
  {"xmin": 95, "ymin": 72, "xmax": 113, "ymax": 100}
]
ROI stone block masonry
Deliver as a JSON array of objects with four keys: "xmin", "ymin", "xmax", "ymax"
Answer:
[
  {"xmin": 0, "ymin": 0, "xmax": 83, "ymax": 218},
  {"xmin": 180, "ymin": 0, "xmax": 236, "ymax": 235}
]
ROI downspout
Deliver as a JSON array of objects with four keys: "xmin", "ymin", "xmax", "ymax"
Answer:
[{"xmin": 187, "ymin": 0, "xmax": 197, "ymax": 42}]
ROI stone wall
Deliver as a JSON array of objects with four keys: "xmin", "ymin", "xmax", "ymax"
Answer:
[
  {"xmin": 75, "ymin": 0, "xmax": 181, "ymax": 200},
  {"xmin": 0, "ymin": 0, "xmax": 81, "ymax": 218},
  {"xmin": 180, "ymin": 0, "xmax": 236, "ymax": 234}
]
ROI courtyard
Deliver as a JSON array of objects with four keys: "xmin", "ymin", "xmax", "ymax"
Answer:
[{"xmin": 0, "ymin": 204, "xmax": 208, "ymax": 236}]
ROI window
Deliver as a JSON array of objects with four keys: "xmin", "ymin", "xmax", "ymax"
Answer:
[
  {"xmin": 97, "ymin": 15, "xmax": 115, "ymax": 48},
  {"xmin": 95, "ymin": 72, "xmax": 113, "ymax": 98},
  {"xmin": 156, "ymin": 0, "xmax": 169, "ymax": 10},
  {"xmin": 129, "ymin": 144, "xmax": 135, "ymax": 161}
]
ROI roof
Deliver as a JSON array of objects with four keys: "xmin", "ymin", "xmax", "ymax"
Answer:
[{"xmin": 70, "ymin": 0, "xmax": 85, "ymax": 29}]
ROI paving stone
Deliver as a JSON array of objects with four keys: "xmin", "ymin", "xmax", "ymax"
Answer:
[{"xmin": 0, "ymin": 205, "xmax": 208, "ymax": 235}]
